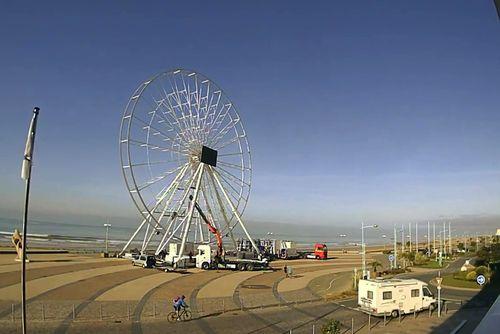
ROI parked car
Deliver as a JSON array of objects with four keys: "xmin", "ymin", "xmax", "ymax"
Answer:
[{"xmin": 132, "ymin": 254, "xmax": 156, "ymax": 268}]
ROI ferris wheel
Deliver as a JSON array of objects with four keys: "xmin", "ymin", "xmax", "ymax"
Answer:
[{"xmin": 119, "ymin": 69, "xmax": 259, "ymax": 258}]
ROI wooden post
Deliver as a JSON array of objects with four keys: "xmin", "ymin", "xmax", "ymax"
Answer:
[
  {"xmin": 399, "ymin": 309, "xmax": 401, "ymax": 323},
  {"xmin": 312, "ymin": 324, "xmax": 315, "ymax": 334},
  {"xmin": 384, "ymin": 312, "xmax": 387, "ymax": 326},
  {"xmin": 11, "ymin": 304, "xmax": 15, "ymax": 322},
  {"xmin": 72, "ymin": 304, "xmax": 75, "ymax": 320},
  {"xmin": 368, "ymin": 313, "xmax": 371, "ymax": 331},
  {"xmin": 414, "ymin": 306, "xmax": 416, "ymax": 319},
  {"xmin": 153, "ymin": 302, "xmax": 156, "ymax": 318},
  {"xmin": 100, "ymin": 303, "xmax": 103, "ymax": 320},
  {"xmin": 351, "ymin": 318, "xmax": 354, "ymax": 333},
  {"xmin": 41, "ymin": 303, "xmax": 45, "ymax": 321},
  {"xmin": 127, "ymin": 304, "xmax": 131, "ymax": 321},
  {"xmin": 222, "ymin": 299, "xmax": 225, "ymax": 313}
]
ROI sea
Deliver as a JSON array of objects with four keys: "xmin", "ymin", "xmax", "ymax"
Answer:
[{"xmin": 0, "ymin": 216, "xmax": 387, "ymax": 249}]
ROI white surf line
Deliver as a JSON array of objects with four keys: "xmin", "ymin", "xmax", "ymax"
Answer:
[
  {"xmin": 0, "ymin": 264, "xmax": 137, "ymax": 301},
  {"xmin": 198, "ymin": 271, "xmax": 263, "ymax": 299},
  {"xmin": 96, "ymin": 272, "xmax": 183, "ymax": 301}
]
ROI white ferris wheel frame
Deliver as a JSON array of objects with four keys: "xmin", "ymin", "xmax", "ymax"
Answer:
[{"xmin": 118, "ymin": 69, "xmax": 258, "ymax": 257}]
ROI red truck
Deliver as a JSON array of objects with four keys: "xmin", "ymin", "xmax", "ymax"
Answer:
[
  {"xmin": 304, "ymin": 243, "xmax": 328, "ymax": 260},
  {"xmin": 314, "ymin": 243, "xmax": 328, "ymax": 259}
]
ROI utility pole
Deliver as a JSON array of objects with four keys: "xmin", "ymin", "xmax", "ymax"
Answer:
[
  {"xmin": 409, "ymin": 222, "xmax": 412, "ymax": 253},
  {"xmin": 443, "ymin": 222, "xmax": 446, "ymax": 255},
  {"xmin": 393, "ymin": 225, "xmax": 397, "ymax": 269},
  {"xmin": 427, "ymin": 221, "xmax": 430, "ymax": 257},
  {"xmin": 448, "ymin": 222, "xmax": 452, "ymax": 255},
  {"xmin": 401, "ymin": 224, "xmax": 405, "ymax": 253},
  {"xmin": 415, "ymin": 222, "xmax": 418, "ymax": 253},
  {"xmin": 433, "ymin": 222, "xmax": 437, "ymax": 260}
]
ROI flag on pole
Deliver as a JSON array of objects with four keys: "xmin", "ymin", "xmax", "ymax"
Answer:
[{"xmin": 21, "ymin": 107, "xmax": 40, "ymax": 180}]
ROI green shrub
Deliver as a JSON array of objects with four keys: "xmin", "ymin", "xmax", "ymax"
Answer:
[
  {"xmin": 466, "ymin": 271, "xmax": 477, "ymax": 281},
  {"xmin": 475, "ymin": 266, "xmax": 489, "ymax": 275},
  {"xmin": 321, "ymin": 319, "xmax": 341, "ymax": 334},
  {"xmin": 414, "ymin": 252, "xmax": 428, "ymax": 265}
]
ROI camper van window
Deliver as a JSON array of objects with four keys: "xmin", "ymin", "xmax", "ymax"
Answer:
[
  {"xmin": 367, "ymin": 291, "xmax": 373, "ymax": 299},
  {"xmin": 382, "ymin": 291, "xmax": 392, "ymax": 300},
  {"xmin": 423, "ymin": 287, "xmax": 433, "ymax": 297},
  {"xmin": 411, "ymin": 289, "xmax": 419, "ymax": 297}
]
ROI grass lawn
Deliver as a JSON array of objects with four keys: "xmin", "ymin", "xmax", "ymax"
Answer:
[
  {"xmin": 442, "ymin": 273, "xmax": 481, "ymax": 289},
  {"xmin": 415, "ymin": 260, "xmax": 450, "ymax": 269}
]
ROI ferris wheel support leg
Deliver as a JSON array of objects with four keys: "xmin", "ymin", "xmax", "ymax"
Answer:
[
  {"xmin": 119, "ymin": 217, "xmax": 148, "ymax": 256},
  {"xmin": 210, "ymin": 166, "xmax": 260, "ymax": 255},
  {"xmin": 207, "ymin": 174, "xmax": 238, "ymax": 250},
  {"xmin": 155, "ymin": 164, "xmax": 202, "ymax": 255},
  {"xmin": 177, "ymin": 163, "xmax": 204, "ymax": 261},
  {"xmin": 143, "ymin": 164, "xmax": 190, "ymax": 253},
  {"xmin": 141, "ymin": 222, "xmax": 150, "ymax": 253}
]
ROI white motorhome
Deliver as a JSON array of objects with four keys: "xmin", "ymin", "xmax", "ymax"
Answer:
[{"xmin": 358, "ymin": 278, "xmax": 436, "ymax": 317}]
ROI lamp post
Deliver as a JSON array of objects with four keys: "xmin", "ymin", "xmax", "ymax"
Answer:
[
  {"xmin": 104, "ymin": 223, "xmax": 111, "ymax": 254},
  {"xmin": 361, "ymin": 222, "xmax": 378, "ymax": 279}
]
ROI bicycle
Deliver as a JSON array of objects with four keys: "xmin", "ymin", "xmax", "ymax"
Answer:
[{"xmin": 167, "ymin": 307, "xmax": 192, "ymax": 322}]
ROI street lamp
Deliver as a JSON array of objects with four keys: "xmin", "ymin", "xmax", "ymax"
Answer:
[
  {"xmin": 361, "ymin": 222, "xmax": 378, "ymax": 279},
  {"xmin": 104, "ymin": 223, "xmax": 111, "ymax": 254}
]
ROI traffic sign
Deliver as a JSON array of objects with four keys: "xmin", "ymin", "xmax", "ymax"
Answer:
[
  {"xmin": 388, "ymin": 254, "xmax": 395, "ymax": 262},
  {"xmin": 477, "ymin": 274, "xmax": 486, "ymax": 286},
  {"xmin": 436, "ymin": 277, "xmax": 443, "ymax": 288}
]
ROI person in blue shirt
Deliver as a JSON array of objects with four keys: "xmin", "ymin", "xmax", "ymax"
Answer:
[{"xmin": 173, "ymin": 295, "xmax": 188, "ymax": 320}]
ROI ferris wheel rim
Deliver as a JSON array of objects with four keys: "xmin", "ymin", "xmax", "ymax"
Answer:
[{"xmin": 119, "ymin": 68, "xmax": 252, "ymax": 232}]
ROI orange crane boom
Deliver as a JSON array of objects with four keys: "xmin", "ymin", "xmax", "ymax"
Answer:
[{"xmin": 189, "ymin": 195, "xmax": 223, "ymax": 256}]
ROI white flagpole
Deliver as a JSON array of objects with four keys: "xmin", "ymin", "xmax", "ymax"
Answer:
[{"xmin": 21, "ymin": 107, "xmax": 40, "ymax": 334}]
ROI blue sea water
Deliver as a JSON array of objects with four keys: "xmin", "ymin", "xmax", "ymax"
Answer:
[{"xmin": 0, "ymin": 216, "xmax": 386, "ymax": 247}]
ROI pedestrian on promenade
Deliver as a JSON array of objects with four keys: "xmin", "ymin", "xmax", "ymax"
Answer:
[{"xmin": 283, "ymin": 265, "xmax": 288, "ymax": 278}]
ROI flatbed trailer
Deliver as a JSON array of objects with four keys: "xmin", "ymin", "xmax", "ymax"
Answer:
[{"xmin": 196, "ymin": 244, "xmax": 268, "ymax": 271}]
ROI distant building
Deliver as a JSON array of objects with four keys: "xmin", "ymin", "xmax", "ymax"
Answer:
[{"xmin": 496, "ymin": 229, "xmax": 500, "ymax": 236}]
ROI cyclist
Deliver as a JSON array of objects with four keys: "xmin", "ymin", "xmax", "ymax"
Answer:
[{"xmin": 173, "ymin": 295, "xmax": 188, "ymax": 320}]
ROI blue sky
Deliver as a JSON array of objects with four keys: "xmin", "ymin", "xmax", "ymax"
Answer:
[{"xmin": 1, "ymin": 1, "xmax": 499, "ymax": 228}]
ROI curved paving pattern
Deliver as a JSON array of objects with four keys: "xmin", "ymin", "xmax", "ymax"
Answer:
[
  {"xmin": 96, "ymin": 271, "xmax": 182, "ymax": 301},
  {"xmin": 0, "ymin": 263, "xmax": 136, "ymax": 301},
  {"xmin": 278, "ymin": 268, "xmax": 347, "ymax": 293},
  {"xmin": 0, "ymin": 256, "xmax": 125, "ymax": 274},
  {"xmin": 198, "ymin": 271, "xmax": 263, "ymax": 299},
  {"xmin": 0, "ymin": 260, "xmax": 128, "ymax": 288}
]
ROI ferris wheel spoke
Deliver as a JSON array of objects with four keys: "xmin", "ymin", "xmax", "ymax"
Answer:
[
  {"xmin": 133, "ymin": 164, "xmax": 187, "ymax": 192},
  {"xmin": 216, "ymin": 165, "xmax": 250, "ymax": 188},
  {"xmin": 126, "ymin": 139, "xmax": 190, "ymax": 156},
  {"xmin": 214, "ymin": 134, "xmax": 246, "ymax": 151},
  {"xmin": 124, "ymin": 160, "xmax": 181, "ymax": 168},
  {"xmin": 217, "ymin": 161, "xmax": 251, "ymax": 171},
  {"xmin": 205, "ymin": 103, "xmax": 231, "ymax": 140},
  {"xmin": 130, "ymin": 113, "xmax": 179, "ymax": 144},
  {"xmin": 208, "ymin": 117, "xmax": 240, "ymax": 148}
]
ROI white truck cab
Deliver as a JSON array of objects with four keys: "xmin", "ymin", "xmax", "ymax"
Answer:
[{"xmin": 358, "ymin": 278, "xmax": 436, "ymax": 317}]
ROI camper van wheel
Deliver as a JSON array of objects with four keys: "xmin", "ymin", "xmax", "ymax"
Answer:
[
  {"xmin": 247, "ymin": 263, "xmax": 254, "ymax": 271},
  {"xmin": 315, "ymin": 255, "xmax": 320, "ymax": 260},
  {"xmin": 391, "ymin": 310, "xmax": 399, "ymax": 318},
  {"xmin": 201, "ymin": 262, "xmax": 210, "ymax": 270},
  {"xmin": 142, "ymin": 263, "xmax": 147, "ymax": 268},
  {"xmin": 238, "ymin": 263, "xmax": 247, "ymax": 271}
]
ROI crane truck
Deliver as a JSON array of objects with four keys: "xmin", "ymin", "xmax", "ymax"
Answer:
[{"xmin": 190, "ymin": 196, "xmax": 268, "ymax": 271}]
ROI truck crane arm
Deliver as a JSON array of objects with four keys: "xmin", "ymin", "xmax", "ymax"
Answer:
[{"xmin": 189, "ymin": 195, "xmax": 223, "ymax": 256}]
